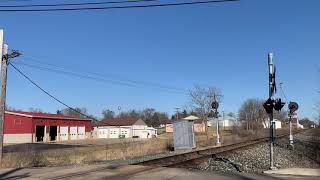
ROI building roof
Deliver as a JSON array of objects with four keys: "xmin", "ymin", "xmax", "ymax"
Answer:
[
  {"xmin": 161, "ymin": 119, "xmax": 173, "ymax": 125},
  {"xmin": 166, "ymin": 119, "xmax": 204, "ymax": 124},
  {"xmin": 5, "ymin": 111, "xmax": 92, "ymax": 121},
  {"xmin": 96, "ymin": 117, "xmax": 145, "ymax": 126},
  {"xmin": 183, "ymin": 115, "xmax": 200, "ymax": 120}
]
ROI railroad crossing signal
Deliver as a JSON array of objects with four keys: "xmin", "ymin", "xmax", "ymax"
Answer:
[
  {"xmin": 274, "ymin": 98, "xmax": 285, "ymax": 111},
  {"xmin": 288, "ymin": 102, "xmax": 299, "ymax": 114},
  {"xmin": 263, "ymin": 98, "xmax": 274, "ymax": 114},
  {"xmin": 263, "ymin": 98, "xmax": 285, "ymax": 113},
  {"xmin": 211, "ymin": 101, "xmax": 219, "ymax": 110}
]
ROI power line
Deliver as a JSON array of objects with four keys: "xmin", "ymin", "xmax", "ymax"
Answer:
[
  {"xmin": 8, "ymin": 62, "xmax": 98, "ymax": 121},
  {"xmin": 0, "ymin": 0, "xmax": 239, "ymax": 12},
  {"xmin": 0, "ymin": 0, "xmax": 159, "ymax": 8},
  {"xmin": 279, "ymin": 82, "xmax": 289, "ymax": 103},
  {"xmin": 0, "ymin": 0, "xmax": 35, "ymax": 2},
  {"xmin": 10, "ymin": 61, "xmax": 187, "ymax": 94},
  {"xmin": 20, "ymin": 55, "xmax": 186, "ymax": 92}
]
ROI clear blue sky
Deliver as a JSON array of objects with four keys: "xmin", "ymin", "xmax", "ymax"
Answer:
[{"xmin": 0, "ymin": 0, "xmax": 319, "ymax": 119}]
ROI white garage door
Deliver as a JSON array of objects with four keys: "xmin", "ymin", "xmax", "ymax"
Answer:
[
  {"xmin": 109, "ymin": 128, "xmax": 119, "ymax": 138},
  {"xmin": 78, "ymin": 126, "xmax": 85, "ymax": 139},
  {"xmin": 59, "ymin": 126, "xmax": 68, "ymax": 141},
  {"xmin": 70, "ymin": 126, "xmax": 77, "ymax": 140},
  {"xmin": 98, "ymin": 128, "xmax": 108, "ymax": 138}
]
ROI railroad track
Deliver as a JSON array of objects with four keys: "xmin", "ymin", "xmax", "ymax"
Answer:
[
  {"xmin": 52, "ymin": 129, "xmax": 306, "ymax": 179},
  {"xmin": 135, "ymin": 129, "xmax": 306, "ymax": 167}
]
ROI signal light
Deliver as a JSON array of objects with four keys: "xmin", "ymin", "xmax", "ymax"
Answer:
[
  {"xmin": 263, "ymin": 98, "xmax": 274, "ymax": 114},
  {"xmin": 274, "ymin": 98, "xmax": 285, "ymax": 111}
]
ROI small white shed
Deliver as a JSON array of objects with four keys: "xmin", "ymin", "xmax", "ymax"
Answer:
[{"xmin": 263, "ymin": 119, "xmax": 282, "ymax": 129}]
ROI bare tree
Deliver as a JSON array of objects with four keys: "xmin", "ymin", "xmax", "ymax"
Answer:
[
  {"xmin": 316, "ymin": 102, "xmax": 320, "ymax": 126},
  {"xmin": 189, "ymin": 84, "xmax": 223, "ymax": 137},
  {"xmin": 238, "ymin": 98, "xmax": 267, "ymax": 130},
  {"xmin": 116, "ymin": 108, "xmax": 168, "ymax": 127},
  {"xmin": 58, "ymin": 107, "xmax": 88, "ymax": 118},
  {"xmin": 273, "ymin": 110, "xmax": 287, "ymax": 123},
  {"xmin": 226, "ymin": 112, "xmax": 236, "ymax": 118},
  {"xmin": 300, "ymin": 117, "xmax": 317, "ymax": 128},
  {"xmin": 28, "ymin": 107, "xmax": 43, "ymax": 113},
  {"xmin": 102, "ymin": 109, "xmax": 115, "ymax": 119}
]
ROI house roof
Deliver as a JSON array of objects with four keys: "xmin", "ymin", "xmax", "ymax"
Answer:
[
  {"xmin": 161, "ymin": 119, "xmax": 173, "ymax": 125},
  {"xmin": 165, "ymin": 119, "xmax": 204, "ymax": 124},
  {"xmin": 5, "ymin": 111, "xmax": 92, "ymax": 121},
  {"xmin": 183, "ymin": 115, "xmax": 200, "ymax": 120},
  {"xmin": 96, "ymin": 117, "xmax": 143, "ymax": 126}
]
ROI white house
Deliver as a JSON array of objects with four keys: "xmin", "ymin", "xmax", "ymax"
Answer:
[
  {"xmin": 290, "ymin": 114, "xmax": 304, "ymax": 129},
  {"xmin": 262, "ymin": 119, "xmax": 282, "ymax": 129},
  {"xmin": 93, "ymin": 118, "xmax": 157, "ymax": 139},
  {"xmin": 207, "ymin": 116, "xmax": 236, "ymax": 128}
]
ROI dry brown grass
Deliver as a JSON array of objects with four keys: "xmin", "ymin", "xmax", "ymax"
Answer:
[{"xmin": 2, "ymin": 138, "xmax": 169, "ymax": 168}]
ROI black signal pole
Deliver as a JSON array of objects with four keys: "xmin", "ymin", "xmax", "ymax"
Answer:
[{"xmin": 268, "ymin": 53, "xmax": 275, "ymax": 170}]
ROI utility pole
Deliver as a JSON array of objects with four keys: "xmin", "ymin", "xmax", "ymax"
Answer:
[
  {"xmin": 222, "ymin": 111, "xmax": 225, "ymax": 130},
  {"xmin": 0, "ymin": 28, "xmax": 7, "ymax": 166},
  {"xmin": 0, "ymin": 29, "xmax": 21, "ymax": 166},
  {"xmin": 174, "ymin": 107, "xmax": 180, "ymax": 120}
]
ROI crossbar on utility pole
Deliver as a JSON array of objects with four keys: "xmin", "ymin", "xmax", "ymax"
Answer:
[
  {"xmin": 0, "ymin": 29, "xmax": 7, "ymax": 167},
  {"xmin": 268, "ymin": 53, "xmax": 275, "ymax": 170}
]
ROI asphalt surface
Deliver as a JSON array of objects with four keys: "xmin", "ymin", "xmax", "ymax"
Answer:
[{"xmin": 0, "ymin": 164, "xmax": 319, "ymax": 180}]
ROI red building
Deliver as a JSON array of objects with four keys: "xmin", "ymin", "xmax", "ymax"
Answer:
[{"xmin": 4, "ymin": 111, "xmax": 92, "ymax": 144}]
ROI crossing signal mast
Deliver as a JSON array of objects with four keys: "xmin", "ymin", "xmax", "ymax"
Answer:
[
  {"xmin": 263, "ymin": 53, "xmax": 286, "ymax": 170},
  {"xmin": 211, "ymin": 96, "xmax": 220, "ymax": 146},
  {"xmin": 288, "ymin": 102, "xmax": 299, "ymax": 149}
]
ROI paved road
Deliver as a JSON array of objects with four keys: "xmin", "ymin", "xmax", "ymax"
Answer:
[{"xmin": 0, "ymin": 164, "xmax": 318, "ymax": 180}]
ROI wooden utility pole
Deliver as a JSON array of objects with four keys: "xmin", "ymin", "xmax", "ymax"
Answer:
[
  {"xmin": 174, "ymin": 107, "xmax": 180, "ymax": 120},
  {"xmin": 0, "ymin": 28, "xmax": 7, "ymax": 166}
]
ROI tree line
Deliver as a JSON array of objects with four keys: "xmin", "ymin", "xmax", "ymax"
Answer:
[
  {"xmin": 6, "ymin": 84, "xmax": 318, "ymax": 129},
  {"xmin": 57, "ymin": 107, "xmax": 168, "ymax": 128}
]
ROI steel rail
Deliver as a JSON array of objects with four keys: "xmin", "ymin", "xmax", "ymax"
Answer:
[
  {"xmin": 135, "ymin": 129, "xmax": 306, "ymax": 167},
  {"xmin": 51, "ymin": 129, "xmax": 307, "ymax": 179}
]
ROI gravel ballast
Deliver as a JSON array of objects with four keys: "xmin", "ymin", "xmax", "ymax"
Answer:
[{"xmin": 195, "ymin": 140, "xmax": 320, "ymax": 174}]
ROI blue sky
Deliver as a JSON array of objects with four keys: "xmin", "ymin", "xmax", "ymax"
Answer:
[{"xmin": 0, "ymin": 0, "xmax": 319, "ymax": 119}]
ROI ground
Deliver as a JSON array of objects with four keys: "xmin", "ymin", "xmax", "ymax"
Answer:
[
  {"xmin": 3, "ymin": 138, "xmax": 148, "ymax": 153},
  {"xmin": 0, "ymin": 164, "xmax": 318, "ymax": 180},
  {"xmin": 193, "ymin": 128, "xmax": 320, "ymax": 174}
]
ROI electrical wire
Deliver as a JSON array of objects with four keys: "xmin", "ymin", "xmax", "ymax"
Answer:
[
  {"xmin": 10, "ymin": 61, "xmax": 187, "ymax": 94},
  {"xmin": 20, "ymin": 55, "xmax": 186, "ymax": 92},
  {"xmin": 279, "ymin": 82, "xmax": 289, "ymax": 103},
  {"xmin": 8, "ymin": 62, "xmax": 99, "ymax": 121},
  {"xmin": 0, "ymin": 0, "xmax": 239, "ymax": 12},
  {"xmin": 0, "ymin": 0, "xmax": 35, "ymax": 2},
  {"xmin": 0, "ymin": 0, "xmax": 159, "ymax": 8}
]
